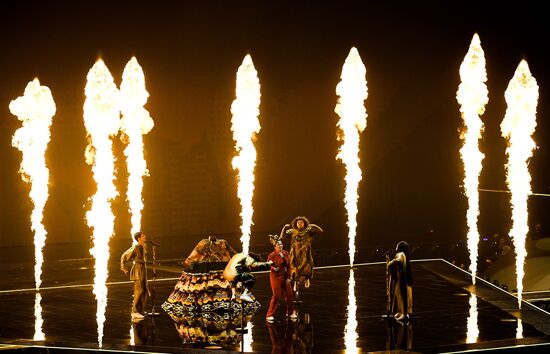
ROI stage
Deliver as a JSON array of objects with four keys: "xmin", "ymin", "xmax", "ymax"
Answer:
[{"xmin": 1, "ymin": 253, "xmax": 550, "ymax": 353}]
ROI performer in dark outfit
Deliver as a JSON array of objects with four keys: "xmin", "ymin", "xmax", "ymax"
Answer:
[
  {"xmin": 223, "ymin": 252, "xmax": 272, "ymax": 302},
  {"xmin": 266, "ymin": 238, "xmax": 297, "ymax": 321},
  {"xmin": 121, "ymin": 231, "xmax": 149, "ymax": 320},
  {"xmin": 386, "ymin": 241, "xmax": 413, "ymax": 321}
]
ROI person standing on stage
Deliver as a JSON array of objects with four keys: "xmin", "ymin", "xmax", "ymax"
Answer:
[
  {"xmin": 266, "ymin": 238, "xmax": 297, "ymax": 322},
  {"xmin": 121, "ymin": 231, "xmax": 149, "ymax": 320},
  {"xmin": 386, "ymin": 241, "xmax": 413, "ymax": 321},
  {"xmin": 280, "ymin": 216, "xmax": 323, "ymax": 290}
]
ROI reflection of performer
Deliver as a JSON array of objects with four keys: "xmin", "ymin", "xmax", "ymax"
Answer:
[
  {"xmin": 386, "ymin": 241, "xmax": 413, "ymax": 321},
  {"xmin": 266, "ymin": 239, "xmax": 297, "ymax": 321},
  {"xmin": 121, "ymin": 231, "xmax": 149, "ymax": 320},
  {"xmin": 386, "ymin": 321, "xmax": 413, "ymax": 351},
  {"xmin": 266, "ymin": 320, "xmax": 293, "ymax": 354},
  {"xmin": 280, "ymin": 216, "xmax": 323, "ymax": 290},
  {"xmin": 292, "ymin": 313, "xmax": 313, "ymax": 353},
  {"xmin": 132, "ymin": 320, "xmax": 149, "ymax": 345},
  {"xmin": 223, "ymin": 253, "xmax": 272, "ymax": 302}
]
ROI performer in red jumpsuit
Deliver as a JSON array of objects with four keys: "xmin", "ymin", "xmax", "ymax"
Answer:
[{"xmin": 266, "ymin": 239, "xmax": 297, "ymax": 321}]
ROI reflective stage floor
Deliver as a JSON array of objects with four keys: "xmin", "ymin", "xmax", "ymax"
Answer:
[{"xmin": 1, "ymin": 257, "xmax": 550, "ymax": 353}]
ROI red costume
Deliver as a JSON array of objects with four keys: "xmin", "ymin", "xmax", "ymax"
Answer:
[{"xmin": 266, "ymin": 249, "xmax": 295, "ymax": 317}]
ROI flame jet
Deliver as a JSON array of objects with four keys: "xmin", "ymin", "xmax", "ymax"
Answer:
[
  {"xmin": 456, "ymin": 34, "xmax": 489, "ymax": 284},
  {"xmin": 83, "ymin": 59, "xmax": 120, "ymax": 346},
  {"xmin": 230, "ymin": 54, "xmax": 261, "ymax": 254},
  {"xmin": 120, "ymin": 57, "xmax": 154, "ymax": 239},
  {"xmin": 335, "ymin": 47, "xmax": 368, "ymax": 266},
  {"xmin": 500, "ymin": 60, "xmax": 538, "ymax": 308},
  {"xmin": 10, "ymin": 78, "xmax": 55, "ymax": 341}
]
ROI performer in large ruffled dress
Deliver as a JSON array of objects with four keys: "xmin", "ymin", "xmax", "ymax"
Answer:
[
  {"xmin": 386, "ymin": 241, "xmax": 413, "ymax": 322},
  {"xmin": 280, "ymin": 216, "xmax": 323, "ymax": 292},
  {"xmin": 162, "ymin": 236, "xmax": 261, "ymax": 320}
]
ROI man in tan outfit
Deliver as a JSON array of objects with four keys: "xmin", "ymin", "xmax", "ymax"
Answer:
[{"xmin": 121, "ymin": 231, "xmax": 149, "ymax": 320}]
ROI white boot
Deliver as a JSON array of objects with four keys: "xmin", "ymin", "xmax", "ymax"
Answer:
[{"xmin": 240, "ymin": 288, "xmax": 253, "ymax": 303}]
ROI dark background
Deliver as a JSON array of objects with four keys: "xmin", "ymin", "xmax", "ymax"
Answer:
[{"xmin": 0, "ymin": 1, "xmax": 548, "ymax": 256}]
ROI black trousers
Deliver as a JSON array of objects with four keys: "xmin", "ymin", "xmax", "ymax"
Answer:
[{"xmin": 235, "ymin": 272, "xmax": 255, "ymax": 290}]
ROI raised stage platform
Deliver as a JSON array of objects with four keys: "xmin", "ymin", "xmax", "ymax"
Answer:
[{"xmin": 1, "ymin": 254, "xmax": 550, "ymax": 353}]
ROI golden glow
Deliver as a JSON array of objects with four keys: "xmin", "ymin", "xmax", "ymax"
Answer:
[
  {"xmin": 500, "ymin": 60, "xmax": 539, "ymax": 308},
  {"xmin": 84, "ymin": 59, "xmax": 120, "ymax": 346},
  {"xmin": 230, "ymin": 54, "xmax": 261, "ymax": 253},
  {"xmin": 9, "ymin": 78, "xmax": 56, "ymax": 290},
  {"xmin": 456, "ymin": 34, "xmax": 488, "ymax": 284},
  {"xmin": 466, "ymin": 294, "xmax": 479, "ymax": 344},
  {"xmin": 120, "ymin": 57, "xmax": 154, "ymax": 239},
  {"xmin": 344, "ymin": 268, "xmax": 358, "ymax": 352},
  {"xmin": 335, "ymin": 47, "xmax": 368, "ymax": 266}
]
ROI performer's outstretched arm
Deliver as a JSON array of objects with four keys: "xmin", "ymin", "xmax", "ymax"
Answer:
[
  {"xmin": 280, "ymin": 224, "xmax": 292, "ymax": 240},
  {"xmin": 308, "ymin": 224, "xmax": 323, "ymax": 234}
]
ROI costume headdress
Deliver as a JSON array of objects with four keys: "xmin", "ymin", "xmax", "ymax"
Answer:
[{"xmin": 268, "ymin": 234, "xmax": 282, "ymax": 246}]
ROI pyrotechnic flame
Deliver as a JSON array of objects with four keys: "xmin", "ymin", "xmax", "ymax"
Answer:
[
  {"xmin": 10, "ymin": 78, "xmax": 56, "ymax": 290},
  {"xmin": 456, "ymin": 34, "xmax": 488, "ymax": 284},
  {"xmin": 84, "ymin": 59, "xmax": 121, "ymax": 346},
  {"xmin": 344, "ymin": 268, "xmax": 358, "ymax": 352},
  {"xmin": 230, "ymin": 54, "xmax": 261, "ymax": 254},
  {"xmin": 120, "ymin": 57, "xmax": 154, "ymax": 240},
  {"xmin": 10, "ymin": 79, "xmax": 55, "ymax": 342},
  {"xmin": 466, "ymin": 294, "xmax": 479, "ymax": 343},
  {"xmin": 335, "ymin": 47, "xmax": 368, "ymax": 266},
  {"xmin": 500, "ymin": 60, "xmax": 538, "ymax": 308}
]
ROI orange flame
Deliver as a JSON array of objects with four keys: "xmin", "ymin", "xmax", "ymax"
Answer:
[
  {"xmin": 231, "ymin": 54, "xmax": 261, "ymax": 254},
  {"xmin": 456, "ymin": 34, "xmax": 488, "ymax": 284},
  {"xmin": 10, "ymin": 79, "xmax": 55, "ymax": 342},
  {"xmin": 84, "ymin": 59, "xmax": 120, "ymax": 346},
  {"xmin": 500, "ymin": 60, "xmax": 538, "ymax": 308},
  {"xmin": 10, "ymin": 78, "xmax": 56, "ymax": 290},
  {"xmin": 120, "ymin": 57, "xmax": 154, "ymax": 240},
  {"xmin": 335, "ymin": 47, "xmax": 368, "ymax": 266}
]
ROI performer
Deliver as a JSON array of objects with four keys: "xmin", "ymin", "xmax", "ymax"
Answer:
[
  {"xmin": 182, "ymin": 235, "xmax": 236, "ymax": 271},
  {"xmin": 386, "ymin": 241, "xmax": 413, "ymax": 321},
  {"xmin": 266, "ymin": 237, "xmax": 297, "ymax": 321},
  {"xmin": 280, "ymin": 216, "xmax": 323, "ymax": 290},
  {"xmin": 121, "ymin": 231, "xmax": 149, "ymax": 320},
  {"xmin": 223, "ymin": 252, "xmax": 272, "ymax": 302}
]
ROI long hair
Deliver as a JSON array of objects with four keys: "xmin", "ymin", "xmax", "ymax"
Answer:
[
  {"xmin": 396, "ymin": 241, "xmax": 413, "ymax": 285},
  {"xmin": 291, "ymin": 216, "xmax": 310, "ymax": 229}
]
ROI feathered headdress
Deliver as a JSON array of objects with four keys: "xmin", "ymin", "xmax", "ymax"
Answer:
[{"xmin": 268, "ymin": 234, "xmax": 283, "ymax": 246}]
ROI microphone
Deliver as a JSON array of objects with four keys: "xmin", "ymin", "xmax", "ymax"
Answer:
[{"xmin": 148, "ymin": 240, "xmax": 160, "ymax": 247}]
